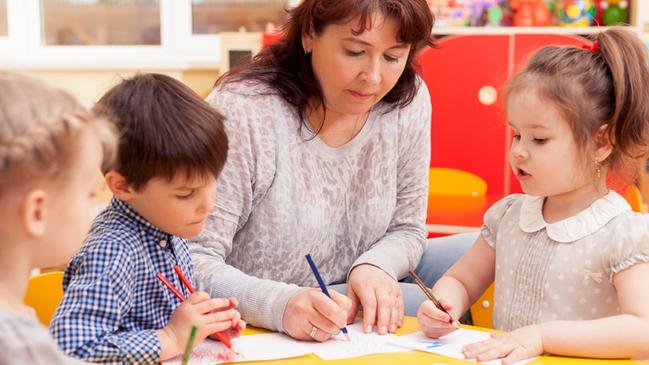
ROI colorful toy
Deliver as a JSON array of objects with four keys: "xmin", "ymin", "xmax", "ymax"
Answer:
[
  {"xmin": 601, "ymin": 0, "xmax": 629, "ymax": 25},
  {"xmin": 557, "ymin": 0, "xmax": 596, "ymax": 26},
  {"xmin": 467, "ymin": 0, "xmax": 510, "ymax": 26},
  {"xmin": 509, "ymin": 0, "xmax": 552, "ymax": 26},
  {"xmin": 487, "ymin": 4, "xmax": 505, "ymax": 26},
  {"xmin": 428, "ymin": 0, "xmax": 473, "ymax": 27}
]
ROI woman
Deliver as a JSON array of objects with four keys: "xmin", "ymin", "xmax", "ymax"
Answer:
[{"xmin": 191, "ymin": 0, "xmax": 475, "ymax": 342}]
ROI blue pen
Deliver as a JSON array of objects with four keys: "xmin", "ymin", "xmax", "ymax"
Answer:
[{"xmin": 305, "ymin": 254, "xmax": 351, "ymax": 341}]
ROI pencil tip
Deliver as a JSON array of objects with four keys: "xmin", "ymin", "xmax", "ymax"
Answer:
[
  {"xmin": 344, "ymin": 333, "xmax": 351, "ymax": 341},
  {"xmin": 231, "ymin": 346, "xmax": 241, "ymax": 356}
]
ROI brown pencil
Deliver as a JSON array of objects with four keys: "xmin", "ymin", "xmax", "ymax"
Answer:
[{"xmin": 408, "ymin": 270, "xmax": 458, "ymax": 328}]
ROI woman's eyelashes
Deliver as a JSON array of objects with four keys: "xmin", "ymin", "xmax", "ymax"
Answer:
[
  {"xmin": 384, "ymin": 54, "xmax": 400, "ymax": 63},
  {"xmin": 343, "ymin": 48, "xmax": 401, "ymax": 62},
  {"xmin": 344, "ymin": 48, "xmax": 363, "ymax": 57}
]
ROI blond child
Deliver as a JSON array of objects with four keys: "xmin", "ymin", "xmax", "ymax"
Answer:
[
  {"xmin": 49, "ymin": 74, "xmax": 244, "ymax": 363},
  {"xmin": 417, "ymin": 27, "xmax": 649, "ymax": 363},
  {"xmin": 0, "ymin": 73, "xmax": 115, "ymax": 364}
]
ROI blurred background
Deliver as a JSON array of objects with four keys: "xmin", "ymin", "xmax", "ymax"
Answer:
[
  {"xmin": 0, "ymin": 0, "xmax": 646, "ymax": 104},
  {"xmin": 3, "ymin": 1, "xmax": 647, "ymax": 273}
]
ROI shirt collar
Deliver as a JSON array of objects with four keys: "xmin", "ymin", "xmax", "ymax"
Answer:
[
  {"xmin": 519, "ymin": 190, "xmax": 631, "ymax": 243},
  {"xmin": 111, "ymin": 197, "xmax": 173, "ymax": 246}
]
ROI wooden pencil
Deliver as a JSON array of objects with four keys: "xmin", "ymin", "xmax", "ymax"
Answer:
[{"xmin": 408, "ymin": 270, "xmax": 457, "ymax": 327}]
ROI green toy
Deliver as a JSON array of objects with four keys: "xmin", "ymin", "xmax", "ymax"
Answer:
[{"xmin": 602, "ymin": 0, "xmax": 628, "ymax": 26}]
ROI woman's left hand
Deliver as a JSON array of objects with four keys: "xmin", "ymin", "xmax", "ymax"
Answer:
[
  {"xmin": 347, "ymin": 264, "xmax": 404, "ymax": 335},
  {"xmin": 461, "ymin": 325, "xmax": 543, "ymax": 365}
]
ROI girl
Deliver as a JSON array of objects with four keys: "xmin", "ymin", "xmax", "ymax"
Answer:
[
  {"xmin": 416, "ymin": 27, "xmax": 649, "ymax": 363},
  {"xmin": 0, "ymin": 73, "xmax": 115, "ymax": 364}
]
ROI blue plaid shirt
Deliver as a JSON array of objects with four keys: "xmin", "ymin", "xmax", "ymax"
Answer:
[{"xmin": 50, "ymin": 197, "xmax": 194, "ymax": 364}]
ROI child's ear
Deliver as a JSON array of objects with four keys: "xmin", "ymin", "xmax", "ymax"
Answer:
[
  {"xmin": 593, "ymin": 124, "xmax": 613, "ymax": 163},
  {"xmin": 105, "ymin": 170, "xmax": 136, "ymax": 201},
  {"xmin": 21, "ymin": 190, "xmax": 48, "ymax": 238}
]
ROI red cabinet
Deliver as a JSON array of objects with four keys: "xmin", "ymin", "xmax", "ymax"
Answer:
[{"xmin": 418, "ymin": 33, "xmax": 589, "ymax": 195}]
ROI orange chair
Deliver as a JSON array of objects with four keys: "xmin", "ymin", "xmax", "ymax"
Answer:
[
  {"xmin": 471, "ymin": 283, "xmax": 495, "ymax": 328},
  {"xmin": 23, "ymin": 271, "xmax": 64, "ymax": 326},
  {"xmin": 428, "ymin": 167, "xmax": 493, "ymax": 327},
  {"xmin": 428, "ymin": 167, "xmax": 487, "ymax": 197},
  {"xmin": 624, "ymin": 184, "xmax": 646, "ymax": 213}
]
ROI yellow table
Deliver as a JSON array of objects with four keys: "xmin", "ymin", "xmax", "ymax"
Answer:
[{"xmin": 239, "ymin": 316, "xmax": 644, "ymax": 365}]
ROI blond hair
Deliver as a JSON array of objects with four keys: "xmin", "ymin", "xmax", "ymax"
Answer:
[
  {"xmin": 506, "ymin": 27, "xmax": 649, "ymax": 182},
  {"xmin": 0, "ymin": 73, "xmax": 115, "ymax": 193}
]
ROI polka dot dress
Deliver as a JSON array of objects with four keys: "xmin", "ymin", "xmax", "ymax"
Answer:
[{"xmin": 481, "ymin": 192, "xmax": 649, "ymax": 331}]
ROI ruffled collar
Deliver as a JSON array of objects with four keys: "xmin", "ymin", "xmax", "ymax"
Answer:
[{"xmin": 519, "ymin": 191, "xmax": 631, "ymax": 243}]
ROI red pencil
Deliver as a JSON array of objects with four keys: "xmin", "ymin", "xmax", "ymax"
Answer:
[
  {"xmin": 156, "ymin": 268, "xmax": 235, "ymax": 351},
  {"xmin": 156, "ymin": 273, "xmax": 186, "ymax": 300}
]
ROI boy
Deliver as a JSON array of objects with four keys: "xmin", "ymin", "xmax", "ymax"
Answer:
[
  {"xmin": 50, "ymin": 74, "xmax": 243, "ymax": 363},
  {"xmin": 0, "ymin": 72, "xmax": 114, "ymax": 365}
]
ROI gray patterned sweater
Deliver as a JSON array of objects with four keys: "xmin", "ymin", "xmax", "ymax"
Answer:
[{"xmin": 190, "ymin": 79, "xmax": 431, "ymax": 332}]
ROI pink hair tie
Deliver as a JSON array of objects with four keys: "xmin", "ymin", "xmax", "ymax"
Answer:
[{"xmin": 582, "ymin": 40, "xmax": 600, "ymax": 53}]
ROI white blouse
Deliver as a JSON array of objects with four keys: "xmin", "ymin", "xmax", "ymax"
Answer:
[{"xmin": 481, "ymin": 191, "xmax": 649, "ymax": 331}]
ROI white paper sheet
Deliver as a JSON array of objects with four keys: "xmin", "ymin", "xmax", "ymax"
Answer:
[
  {"xmin": 163, "ymin": 322, "xmax": 409, "ymax": 364},
  {"xmin": 162, "ymin": 332, "xmax": 312, "ymax": 365},
  {"xmin": 305, "ymin": 322, "xmax": 408, "ymax": 360},
  {"xmin": 389, "ymin": 329, "xmax": 535, "ymax": 365}
]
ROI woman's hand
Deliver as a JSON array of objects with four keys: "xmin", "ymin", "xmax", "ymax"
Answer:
[
  {"xmin": 282, "ymin": 288, "xmax": 351, "ymax": 342},
  {"xmin": 462, "ymin": 325, "xmax": 543, "ymax": 365},
  {"xmin": 347, "ymin": 264, "xmax": 404, "ymax": 335},
  {"xmin": 417, "ymin": 297, "xmax": 458, "ymax": 339}
]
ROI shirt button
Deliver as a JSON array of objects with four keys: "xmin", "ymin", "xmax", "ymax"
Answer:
[
  {"xmin": 159, "ymin": 239, "xmax": 167, "ymax": 248},
  {"xmin": 140, "ymin": 230, "xmax": 145, "ymax": 236}
]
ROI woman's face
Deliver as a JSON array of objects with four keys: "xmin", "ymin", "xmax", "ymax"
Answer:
[{"xmin": 303, "ymin": 14, "xmax": 411, "ymax": 118}]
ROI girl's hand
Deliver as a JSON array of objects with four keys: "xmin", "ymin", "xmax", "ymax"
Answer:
[
  {"xmin": 417, "ymin": 297, "xmax": 458, "ymax": 338},
  {"xmin": 462, "ymin": 325, "xmax": 543, "ymax": 365},
  {"xmin": 347, "ymin": 264, "xmax": 404, "ymax": 335}
]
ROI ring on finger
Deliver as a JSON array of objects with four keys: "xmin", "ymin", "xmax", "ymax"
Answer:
[{"xmin": 309, "ymin": 326, "xmax": 318, "ymax": 338}]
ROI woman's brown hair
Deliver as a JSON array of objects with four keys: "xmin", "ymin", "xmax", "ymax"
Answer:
[
  {"xmin": 217, "ymin": 0, "xmax": 434, "ymax": 127},
  {"xmin": 506, "ymin": 27, "xmax": 649, "ymax": 182}
]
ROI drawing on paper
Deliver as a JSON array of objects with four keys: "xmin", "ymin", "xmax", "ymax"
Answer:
[{"xmin": 417, "ymin": 339, "xmax": 444, "ymax": 349}]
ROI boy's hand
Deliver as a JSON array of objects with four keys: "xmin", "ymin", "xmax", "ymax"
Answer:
[
  {"xmin": 210, "ymin": 297, "xmax": 246, "ymax": 340},
  {"xmin": 157, "ymin": 291, "xmax": 240, "ymax": 360},
  {"xmin": 461, "ymin": 325, "xmax": 543, "ymax": 365},
  {"xmin": 417, "ymin": 297, "xmax": 458, "ymax": 339}
]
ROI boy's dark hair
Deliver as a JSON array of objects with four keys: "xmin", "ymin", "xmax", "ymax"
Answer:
[{"xmin": 95, "ymin": 73, "xmax": 228, "ymax": 190}]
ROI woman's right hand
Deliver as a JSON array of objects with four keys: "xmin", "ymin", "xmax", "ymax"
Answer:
[
  {"xmin": 282, "ymin": 288, "xmax": 351, "ymax": 342},
  {"xmin": 417, "ymin": 297, "xmax": 458, "ymax": 339}
]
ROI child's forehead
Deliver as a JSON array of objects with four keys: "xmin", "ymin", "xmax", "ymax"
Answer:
[{"xmin": 507, "ymin": 90, "xmax": 567, "ymax": 129}]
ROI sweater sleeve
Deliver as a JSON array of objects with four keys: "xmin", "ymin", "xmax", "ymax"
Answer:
[
  {"xmin": 351, "ymin": 80, "xmax": 431, "ymax": 281},
  {"xmin": 190, "ymin": 85, "xmax": 300, "ymax": 333}
]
